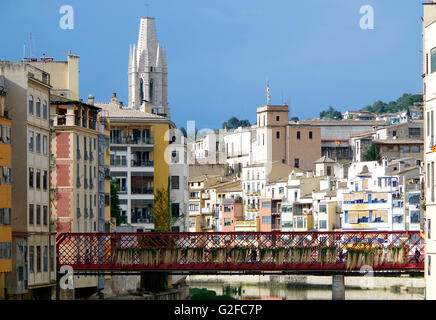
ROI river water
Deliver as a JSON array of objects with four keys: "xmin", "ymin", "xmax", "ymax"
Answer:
[{"xmin": 186, "ymin": 275, "xmax": 425, "ymax": 300}]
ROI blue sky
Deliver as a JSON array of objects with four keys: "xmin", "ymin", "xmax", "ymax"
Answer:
[{"xmin": 0, "ymin": 0, "xmax": 423, "ymax": 129}]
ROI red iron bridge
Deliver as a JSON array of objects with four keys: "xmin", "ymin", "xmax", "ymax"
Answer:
[{"xmin": 56, "ymin": 231, "xmax": 424, "ymax": 275}]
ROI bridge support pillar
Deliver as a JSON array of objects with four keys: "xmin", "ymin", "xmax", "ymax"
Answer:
[{"xmin": 332, "ymin": 275, "xmax": 345, "ymax": 300}]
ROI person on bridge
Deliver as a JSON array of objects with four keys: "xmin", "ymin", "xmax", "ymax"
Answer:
[{"xmin": 413, "ymin": 248, "xmax": 421, "ymax": 263}]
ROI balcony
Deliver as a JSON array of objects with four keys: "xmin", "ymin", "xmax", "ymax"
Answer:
[
  {"xmin": 201, "ymin": 193, "xmax": 210, "ymax": 200},
  {"xmin": 111, "ymin": 136, "xmax": 154, "ymax": 145},
  {"xmin": 84, "ymin": 178, "xmax": 88, "ymax": 189},
  {"xmin": 104, "ymin": 167, "xmax": 111, "ymax": 180},
  {"xmin": 89, "ymin": 179, "xmax": 94, "ymax": 189},
  {"xmin": 76, "ymin": 208, "xmax": 81, "ymax": 218},
  {"xmin": 75, "ymin": 117, "xmax": 81, "ymax": 126},
  {"xmin": 89, "ymin": 152, "xmax": 94, "ymax": 162},
  {"xmin": 76, "ymin": 178, "xmax": 81, "ymax": 188},
  {"xmin": 77, "ymin": 149, "xmax": 81, "ymax": 160},
  {"xmin": 110, "ymin": 157, "xmax": 127, "ymax": 167},
  {"xmin": 201, "ymin": 208, "xmax": 213, "ymax": 215},
  {"xmin": 84, "ymin": 151, "xmax": 89, "ymax": 161},
  {"xmin": 84, "ymin": 208, "xmax": 89, "ymax": 218},
  {"xmin": 131, "ymin": 159, "xmax": 154, "ymax": 167},
  {"xmin": 131, "ymin": 187, "xmax": 154, "ymax": 195},
  {"xmin": 57, "ymin": 115, "xmax": 67, "ymax": 126},
  {"xmin": 90, "ymin": 208, "xmax": 94, "ymax": 219}
]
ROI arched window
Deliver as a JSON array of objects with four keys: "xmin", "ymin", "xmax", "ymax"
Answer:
[
  {"xmin": 43, "ymin": 101, "xmax": 48, "ymax": 120},
  {"xmin": 29, "ymin": 95, "xmax": 34, "ymax": 115},
  {"xmin": 36, "ymin": 98, "xmax": 41, "ymax": 117},
  {"xmin": 139, "ymin": 78, "xmax": 144, "ymax": 102}
]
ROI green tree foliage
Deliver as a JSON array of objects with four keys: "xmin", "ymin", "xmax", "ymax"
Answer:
[
  {"xmin": 178, "ymin": 126, "xmax": 187, "ymax": 137},
  {"xmin": 364, "ymin": 143, "xmax": 381, "ymax": 162},
  {"xmin": 222, "ymin": 116, "xmax": 251, "ymax": 129},
  {"xmin": 319, "ymin": 106, "xmax": 343, "ymax": 120},
  {"xmin": 361, "ymin": 93, "xmax": 422, "ymax": 114},
  {"xmin": 110, "ymin": 179, "xmax": 126, "ymax": 225},
  {"xmin": 290, "ymin": 116, "xmax": 299, "ymax": 122},
  {"xmin": 152, "ymin": 187, "xmax": 170, "ymax": 232}
]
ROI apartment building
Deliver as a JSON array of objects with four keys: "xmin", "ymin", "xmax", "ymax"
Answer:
[
  {"xmin": 221, "ymin": 198, "xmax": 243, "ymax": 232},
  {"xmin": 0, "ymin": 76, "xmax": 12, "ymax": 300},
  {"xmin": 97, "ymin": 94, "xmax": 175, "ymax": 231},
  {"xmin": 168, "ymin": 128, "xmax": 189, "ymax": 232},
  {"xmin": 223, "ymin": 126, "xmax": 254, "ymax": 174},
  {"xmin": 259, "ymin": 199, "xmax": 281, "ymax": 232},
  {"xmin": 188, "ymin": 175, "xmax": 224, "ymax": 232},
  {"xmin": 0, "ymin": 63, "xmax": 56, "ymax": 299},
  {"xmin": 423, "ymin": 2, "xmax": 436, "ymax": 299}
]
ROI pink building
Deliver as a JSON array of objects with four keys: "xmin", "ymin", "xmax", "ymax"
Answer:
[{"xmin": 221, "ymin": 198, "xmax": 243, "ymax": 232}]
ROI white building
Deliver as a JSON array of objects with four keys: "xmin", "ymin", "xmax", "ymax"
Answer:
[{"xmin": 423, "ymin": 2, "xmax": 436, "ymax": 300}]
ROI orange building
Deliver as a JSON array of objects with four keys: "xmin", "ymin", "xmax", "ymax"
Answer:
[
  {"xmin": 0, "ymin": 76, "xmax": 12, "ymax": 299},
  {"xmin": 259, "ymin": 199, "xmax": 281, "ymax": 232}
]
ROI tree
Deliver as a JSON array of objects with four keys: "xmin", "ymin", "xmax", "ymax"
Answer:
[
  {"xmin": 319, "ymin": 106, "xmax": 342, "ymax": 120},
  {"xmin": 222, "ymin": 116, "xmax": 251, "ymax": 129},
  {"xmin": 364, "ymin": 143, "xmax": 381, "ymax": 162},
  {"xmin": 361, "ymin": 93, "xmax": 423, "ymax": 114},
  {"xmin": 290, "ymin": 116, "xmax": 299, "ymax": 122},
  {"xmin": 152, "ymin": 187, "xmax": 170, "ymax": 232},
  {"xmin": 110, "ymin": 179, "xmax": 126, "ymax": 225},
  {"xmin": 178, "ymin": 126, "xmax": 187, "ymax": 137}
]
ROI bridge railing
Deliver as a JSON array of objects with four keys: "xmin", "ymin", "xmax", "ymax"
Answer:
[{"xmin": 56, "ymin": 231, "xmax": 424, "ymax": 271}]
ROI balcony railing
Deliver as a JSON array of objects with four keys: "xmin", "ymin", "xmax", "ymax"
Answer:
[
  {"xmin": 76, "ymin": 208, "xmax": 81, "ymax": 218},
  {"xmin": 90, "ymin": 208, "xmax": 94, "ymax": 219},
  {"xmin": 104, "ymin": 167, "xmax": 111, "ymax": 180},
  {"xmin": 111, "ymin": 158, "xmax": 127, "ymax": 167},
  {"xmin": 84, "ymin": 178, "xmax": 88, "ymax": 189},
  {"xmin": 131, "ymin": 214, "xmax": 154, "ymax": 224},
  {"xmin": 201, "ymin": 193, "xmax": 210, "ymax": 199},
  {"xmin": 89, "ymin": 152, "xmax": 94, "ymax": 162},
  {"xmin": 75, "ymin": 117, "xmax": 81, "ymax": 126},
  {"xmin": 89, "ymin": 179, "xmax": 94, "ymax": 189},
  {"xmin": 84, "ymin": 151, "xmax": 89, "ymax": 161},
  {"xmin": 57, "ymin": 115, "xmax": 67, "ymax": 126},
  {"xmin": 201, "ymin": 208, "xmax": 213, "ymax": 214},
  {"xmin": 131, "ymin": 159, "xmax": 154, "ymax": 167},
  {"xmin": 131, "ymin": 187, "xmax": 154, "ymax": 195},
  {"xmin": 84, "ymin": 208, "xmax": 89, "ymax": 218},
  {"xmin": 76, "ymin": 178, "xmax": 81, "ymax": 188},
  {"xmin": 77, "ymin": 149, "xmax": 81, "ymax": 160},
  {"xmin": 111, "ymin": 136, "xmax": 155, "ymax": 145}
]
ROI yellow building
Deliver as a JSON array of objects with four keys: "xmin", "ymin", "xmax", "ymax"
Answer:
[
  {"xmin": 97, "ymin": 95, "xmax": 175, "ymax": 231},
  {"xmin": 0, "ymin": 76, "xmax": 12, "ymax": 300}
]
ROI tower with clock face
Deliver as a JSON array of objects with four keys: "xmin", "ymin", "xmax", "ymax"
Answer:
[{"xmin": 128, "ymin": 17, "xmax": 169, "ymax": 118}]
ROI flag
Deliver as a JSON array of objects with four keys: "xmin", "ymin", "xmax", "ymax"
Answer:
[
  {"xmin": 432, "ymin": 145, "xmax": 436, "ymax": 152},
  {"xmin": 420, "ymin": 229, "xmax": 425, "ymax": 239}
]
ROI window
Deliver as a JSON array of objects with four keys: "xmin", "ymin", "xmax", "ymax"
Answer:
[
  {"xmin": 43, "ymin": 246, "xmax": 48, "ymax": 272},
  {"xmin": 294, "ymin": 158, "xmax": 299, "ymax": 168},
  {"xmin": 43, "ymin": 135, "xmax": 48, "ymax": 155},
  {"xmin": 400, "ymin": 145, "xmax": 410, "ymax": 152},
  {"xmin": 171, "ymin": 226, "xmax": 180, "ymax": 232},
  {"xmin": 297, "ymin": 131, "xmax": 301, "ymax": 139},
  {"xmin": 309, "ymin": 131, "xmax": 313, "ymax": 139},
  {"xmin": 2, "ymin": 167, "xmax": 11, "ymax": 184},
  {"xmin": 171, "ymin": 203, "xmax": 180, "ymax": 217},
  {"xmin": 171, "ymin": 176, "xmax": 180, "ymax": 189},
  {"xmin": 327, "ymin": 166, "xmax": 332, "ymax": 176},
  {"xmin": 43, "ymin": 206, "xmax": 48, "ymax": 225},
  {"xmin": 410, "ymin": 211, "xmax": 420, "ymax": 224},
  {"xmin": 43, "ymin": 170, "xmax": 47, "ymax": 190},
  {"xmin": 50, "ymin": 246, "xmax": 54, "ymax": 271},
  {"xmin": 36, "ymin": 169, "xmax": 41, "ymax": 189},
  {"xmin": 276, "ymin": 131, "xmax": 280, "ymax": 139},
  {"xmin": 36, "ymin": 98, "xmax": 41, "ymax": 117},
  {"xmin": 429, "ymin": 219, "xmax": 431, "ymax": 240},
  {"xmin": 43, "ymin": 101, "xmax": 48, "ymax": 120},
  {"xmin": 431, "ymin": 47, "xmax": 436, "ymax": 73},
  {"xmin": 224, "ymin": 205, "xmax": 232, "ymax": 213},
  {"xmin": 36, "ymin": 246, "xmax": 41, "ymax": 272},
  {"xmin": 224, "ymin": 218, "xmax": 232, "ymax": 226},
  {"xmin": 319, "ymin": 205, "xmax": 327, "ymax": 213},
  {"xmin": 29, "ymin": 131, "xmax": 34, "ymax": 151},
  {"xmin": 429, "ymin": 255, "xmax": 432, "ymax": 276},
  {"xmin": 36, "ymin": 133, "xmax": 41, "ymax": 153},
  {"xmin": 411, "ymin": 146, "xmax": 420, "ymax": 153},
  {"xmin": 261, "ymin": 216, "xmax": 271, "ymax": 225},
  {"xmin": 29, "ymin": 246, "xmax": 34, "ymax": 273},
  {"xmin": 29, "ymin": 167, "xmax": 34, "ymax": 188},
  {"xmin": 319, "ymin": 220, "xmax": 327, "ymax": 229},
  {"xmin": 36, "ymin": 205, "xmax": 41, "ymax": 225},
  {"xmin": 0, "ymin": 208, "xmax": 10, "ymax": 226},
  {"xmin": 276, "ymin": 116, "xmax": 280, "ymax": 121},
  {"xmin": 29, "ymin": 204, "xmax": 34, "ymax": 225},
  {"xmin": 1, "ymin": 125, "xmax": 11, "ymax": 144},
  {"xmin": 29, "ymin": 95, "xmax": 34, "ymax": 115}
]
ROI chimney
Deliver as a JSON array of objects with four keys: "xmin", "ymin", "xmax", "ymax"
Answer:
[
  {"xmin": 87, "ymin": 94, "xmax": 95, "ymax": 105},
  {"xmin": 111, "ymin": 92, "xmax": 118, "ymax": 104}
]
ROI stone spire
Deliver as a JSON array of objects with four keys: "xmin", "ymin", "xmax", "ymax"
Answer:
[{"xmin": 128, "ymin": 17, "xmax": 169, "ymax": 118}]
